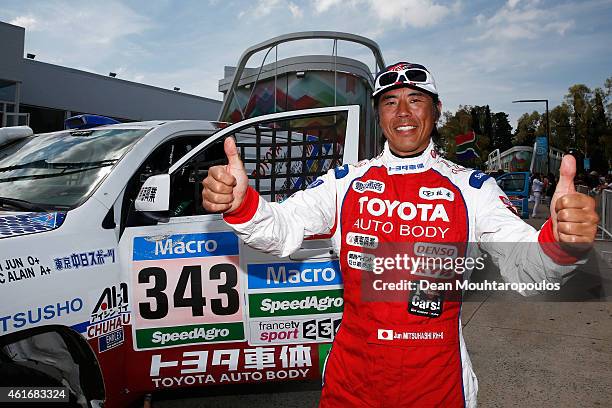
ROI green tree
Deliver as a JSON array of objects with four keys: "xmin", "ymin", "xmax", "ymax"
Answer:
[
  {"xmin": 513, "ymin": 111, "xmax": 541, "ymax": 146},
  {"xmin": 491, "ymin": 112, "xmax": 513, "ymax": 152},
  {"xmin": 549, "ymin": 103, "xmax": 573, "ymax": 151}
]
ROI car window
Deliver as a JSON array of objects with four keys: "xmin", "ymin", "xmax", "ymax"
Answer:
[
  {"xmin": 174, "ymin": 112, "xmax": 348, "ymax": 205},
  {"xmin": 122, "ymin": 134, "xmax": 213, "ymax": 227},
  {"xmin": 498, "ymin": 174, "xmax": 527, "ymax": 193},
  {"xmin": 0, "ymin": 128, "xmax": 149, "ymax": 210}
]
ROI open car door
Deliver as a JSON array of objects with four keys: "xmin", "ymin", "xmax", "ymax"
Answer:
[{"xmin": 120, "ymin": 106, "xmax": 359, "ymax": 393}]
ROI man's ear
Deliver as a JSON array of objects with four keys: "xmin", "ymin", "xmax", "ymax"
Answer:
[{"xmin": 435, "ymin": 100, "xmax": 442, "ymax": 121}]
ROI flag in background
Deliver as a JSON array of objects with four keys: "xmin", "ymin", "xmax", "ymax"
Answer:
[{"xmin": 455, "ymin": 130, "xmax": 479, "ymax": 161}]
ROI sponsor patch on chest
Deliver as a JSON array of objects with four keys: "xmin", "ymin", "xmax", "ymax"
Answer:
[{"xmin": 419, "ymin": 187, "xmax": 455, "ymax": 201}]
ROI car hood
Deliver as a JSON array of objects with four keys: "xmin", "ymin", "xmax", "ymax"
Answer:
[{"xmin": 0, "ymin": 212, "xmax": 67, "ymax": 239}]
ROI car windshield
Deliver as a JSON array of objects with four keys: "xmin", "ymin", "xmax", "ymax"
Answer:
[{"xmin": 0, "ymin": 128, "xmax": 150, "ymax": 210}]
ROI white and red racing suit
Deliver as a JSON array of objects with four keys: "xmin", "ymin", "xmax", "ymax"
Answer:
[{"xmin": 224, "ymin": 139, "xmax": 580, "ymax": 408}]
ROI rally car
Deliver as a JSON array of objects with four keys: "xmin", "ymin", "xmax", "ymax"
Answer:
[{"xmin": 0, "ymin": 106, "xmax": 360, "ymax": 407}]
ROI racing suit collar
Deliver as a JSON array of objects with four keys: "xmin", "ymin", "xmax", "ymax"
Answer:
[{"xmin": 382, "ymin": 139, "xmax": 437, "ymax": 174}]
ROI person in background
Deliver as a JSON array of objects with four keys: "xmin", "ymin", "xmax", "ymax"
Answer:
[{"xmin": 532, "ymin": 173, "xmax": 544, "ymax": 217}]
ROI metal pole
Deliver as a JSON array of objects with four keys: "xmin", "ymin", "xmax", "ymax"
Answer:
[{"xmin": 545, "ymin": 99, "xmax": 550, "ymax": 175}]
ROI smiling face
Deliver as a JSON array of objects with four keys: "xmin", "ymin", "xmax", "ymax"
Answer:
[{"xmin": 378, "ymin": 87, "xmax": 441, "ymax": 156}]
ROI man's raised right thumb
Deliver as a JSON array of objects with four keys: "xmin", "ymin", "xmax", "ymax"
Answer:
[{"xmin": 224, "ymin": 137, "xmax": 242, "ymax": 168}]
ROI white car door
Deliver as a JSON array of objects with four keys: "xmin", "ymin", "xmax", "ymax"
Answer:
[{"xmin": 119, "ymin": 106, "xmax": 359, "ymax": 393}]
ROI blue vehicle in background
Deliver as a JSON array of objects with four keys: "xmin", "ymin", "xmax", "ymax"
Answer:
[{"xmin": 495, "ymin": 171, "xmax": 531, "ymax": 218}]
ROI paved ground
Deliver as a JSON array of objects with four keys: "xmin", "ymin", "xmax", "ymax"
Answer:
[{"xmin": 154, "ymin": 204, "xmax": 612, "ymax": 408}]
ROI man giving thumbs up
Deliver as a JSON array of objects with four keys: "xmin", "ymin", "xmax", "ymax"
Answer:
[
  {"xmin": 201, "ymin": 61, "xmax": 599, "ymax": 408},
  {"xmin": 550, "ymin": 154, "xmax": 598, "ymax": 243}
]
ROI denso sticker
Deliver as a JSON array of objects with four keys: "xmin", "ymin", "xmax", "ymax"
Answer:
[
  {"xmin": 247, "ymin": 260, "xmax": 341, "ymax": 290},
  {"xmin": 413, "ymin": 243, "xmax": 458, "ymax": 258},
  {"xmin": 249, "ymin": 316, "xmax": 342, "ymax": 345},
  {"xmin": 249, "ymin": 289, "xmax": 344, "ymax": 318},
  {"xmin": 352, "ymin": 179, "xmax": 385, "ymax": 194},
  {"xmin": 347, "ymin": 251, "xmax": 375, "ymax": 271},
  {"xmin": 345, "ymin": 232, "xmax": 378, "ymax": 249},
  {"xmin": 419, "ymin": 187, "xmax": 455, "ymax": 201}
]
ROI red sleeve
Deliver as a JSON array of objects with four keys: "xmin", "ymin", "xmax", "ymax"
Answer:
[
  {"xmin": 537, "ymin": 218, "xmax": 580, "ymax": 265},
  {"xmin": 223, "ymin": 186, "xmax": 259, "ymax": 224}
]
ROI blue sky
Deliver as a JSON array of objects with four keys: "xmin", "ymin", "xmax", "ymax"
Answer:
[{"xmin": 2, "ymin": 0, "xmax": 611, "ymax": 128}]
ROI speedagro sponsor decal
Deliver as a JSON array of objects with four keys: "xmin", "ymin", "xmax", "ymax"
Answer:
[
  {"xmin": 135, "ymin": 322, "xmax": 244, "ymax": 349},
  {"xmin": 249, "ymin": 290, "xmax": 344, "ymax": 318}
]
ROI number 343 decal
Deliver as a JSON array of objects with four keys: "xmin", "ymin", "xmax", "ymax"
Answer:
[{"xmin": 138, "ymin": 264, "xmax": 239, "ymax": 320}]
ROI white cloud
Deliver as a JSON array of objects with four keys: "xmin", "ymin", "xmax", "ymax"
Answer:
[
  {"xmin": 313, "ymin": 0, "xmax": 343, "ymax": 13},
  {"xmin": 473, "ymin": 0, "xmax": 574, "ymax": 41},
  {"xmin": 9, "ymin": 15, "xmax": 38, "ymax": 30},
  {"xmin": 288, "ymin": 2, "xmax": 303, "ymax": 18},
  {"xmin": 313, "ymin": 0, "xmax": 456, "ymax": 28},
  {"xmin": 368, "ymin": 0, "xmax": 452, "ymax": 28},
  {"xmin": 239, "ymin": 0, "xmax": 281, "ymax": 18}
]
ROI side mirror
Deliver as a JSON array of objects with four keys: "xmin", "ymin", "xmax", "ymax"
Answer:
[{"xmin": 135, "ymin": 174, "xmax": 170, "ymax": 212}]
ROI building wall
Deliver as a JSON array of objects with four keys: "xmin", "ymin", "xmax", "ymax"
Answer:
[
  {"xmin": 0, "ymin": 22, "xmax": 24, "ymax": 82},
  {"xmin": 20, "ymin": 60, "xmax": 221, "ymax": 121}
]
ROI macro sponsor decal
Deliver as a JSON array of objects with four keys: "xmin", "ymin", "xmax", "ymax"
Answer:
[
  {"xmin": 347, "ymin": 251, "xmax": 375, "ymax": 271},
  {"xmin": 345, "ymin": 232, "xmax": 378, "ymax": 249},
  {"xmin": 0, "ymin": 298, "xmax": 83, "ymax": 333},
  {"xmin": 53, "ymin": 249, "xmax": 116, "ymax": 271},
  {"xmin": 249, "ymin": 316, "xmax": 342, "ymax": 345},
  {"xmin": 0, "ymin": 212, "xmax": 66, "ymax": 239},
  {"xmin": 133, "ymin": 232, "xmax": 238, "ymax": 260},
  {"xmin": 247, "ymin": 261, "xmax": 341, "ymax": 289},
  {"xmin": 99, "ymin": 327, "xmax": 124, "ymax": 353},
  {"xmin": 249, "ymin": 289, "xmax": 344, "ymax": 318},
  {"xmin": 135, "ymin": 322, "xmax": 244, "ymax": 349},
  {"xmin": 132, "ymin": 231, "xmax": 243, "ymax": 349},
  {"xmin": 352, "ymin": 179, "xmax": 385, "ymax": 194},
  {"xmin": 419, "ymin": 187, "xmax": 454, "ymax": 201},
  {"xmin": 0, "ymin": 255, "xmax": 52, "ymax": 285},
  {"xmin": 149, "ymin": 344, "xmax": 316, "ymax": 388}
]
